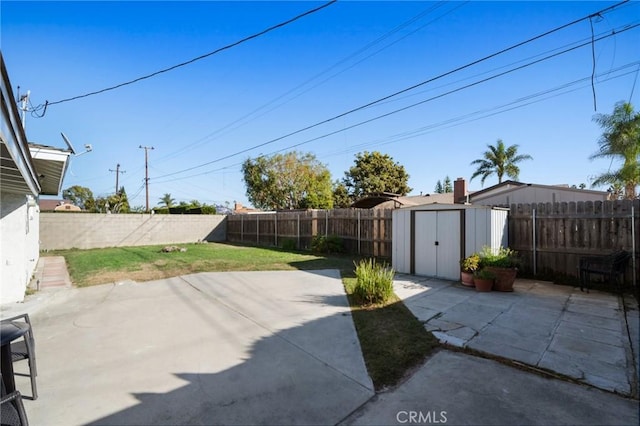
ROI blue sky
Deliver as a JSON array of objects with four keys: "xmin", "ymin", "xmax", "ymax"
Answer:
[{"xmin": 2, "ymin": 1, "xmax": 639, "ymax": 209}]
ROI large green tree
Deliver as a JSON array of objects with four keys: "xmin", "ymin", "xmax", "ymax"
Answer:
[
  {"xmin": 470, "ymin": 139, "xmax": 532, "ymax": 185},
  {"xmin": 62, "ymin": 185, "xmax": 95, "ymax": 210},
  {"xmin": 342, "ymin": 151, "xmax": 411, "ymax": 199},
  {"xmin": 242, "ymin": 151, "xmax": 333, "ymax": 210},
  {"xmin": 590, "ymin": 101, "xmax": 640, "ymax": 199}
]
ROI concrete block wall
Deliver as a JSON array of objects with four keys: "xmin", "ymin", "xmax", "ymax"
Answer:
[{"xmin": 40, "ymin": 213, "xmax": 227, "ymax": 250}]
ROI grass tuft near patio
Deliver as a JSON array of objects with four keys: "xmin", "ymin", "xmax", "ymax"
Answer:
[
  {"xmin": 46, "ymin": 242, "xmax": 438, "ymax": 390},
  {"xmin": 343, "ymin": 277, "xmax": 439, "ymax": 390}
]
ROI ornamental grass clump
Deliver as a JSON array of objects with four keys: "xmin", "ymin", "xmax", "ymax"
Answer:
[
  {"xmin": 479, "ymin": 246, "xmax": 520, "ymax": 269},
  {"xmin": 354, "ymin": 258, "xmax": 395, "ymax": 305}
]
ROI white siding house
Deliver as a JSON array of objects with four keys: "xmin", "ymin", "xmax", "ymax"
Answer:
[
  {"xmin": 1, "ymin": 54, "xmax": 71, "ymax": 304},
  {"xmin": 469, "ymin": 180, "xmax": 609, "ymax": 206}
]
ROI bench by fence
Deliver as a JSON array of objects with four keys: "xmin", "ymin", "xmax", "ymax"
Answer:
[{"xmin": 579, "ymin": 250, "xmax": 631, "ymax": 292}]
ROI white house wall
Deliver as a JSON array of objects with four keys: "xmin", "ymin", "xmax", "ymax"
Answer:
[{"xmin": 1, "ymin": 192, "xmax": 39, "ymax": 303}]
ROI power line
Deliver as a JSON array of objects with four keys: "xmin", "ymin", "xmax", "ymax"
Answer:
[
  {"xmin": 150, "ymin": 1, "xmax": 632, "ymax": 181},
  {"xmin": 150, "ymin": 59, "xmax": 639, "ymax": 187},
  {"xmin": 35, "ymin": 0, "xmax": 337, "ymax": 113},
  {"xmin": 153, "ymin": 0, "xmax": 462, "ymax": 164},
  {"xmin": 273, "ymin": 24, "xmax": 639, "ymax": 148},
  {"xmin": 319, "ymin": 62, "xmax": 640, "ymax": 158}
]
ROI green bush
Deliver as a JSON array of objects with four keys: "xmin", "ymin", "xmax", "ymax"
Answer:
[
  {"xmin": 479, "ymin": 246, "xmax": 520, "ymax": 268},
  {"xmin": 281, "ymin": 239, "xmax": 297, "ymax": 251},
  {"xmin": 353, "ymin": 258, "xmax": 395, "ymax": 305},
  {"xmin": 311, "ymin": 234, "xmax": 344, "ymax": 254},
  {"xmin": 473, "ymin": 268, "xmax": 496, "ymax": 280}
]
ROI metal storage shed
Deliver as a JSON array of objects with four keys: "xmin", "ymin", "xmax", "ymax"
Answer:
[{"xmin": 392, "ymin": 204, "xmax": 509, "ymax": 280}]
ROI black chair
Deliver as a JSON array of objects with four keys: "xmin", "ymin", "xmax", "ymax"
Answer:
[
  {"xmin": 0, "ymin": 391, "xmax": 29, "ymax": 426},
  {"xmin": 0, "ymin": 315, "xmax": 36, "ymax": 400},
  {"xmin": 579, "ymin": 250, "xmax": 631, "ymax": 293}
]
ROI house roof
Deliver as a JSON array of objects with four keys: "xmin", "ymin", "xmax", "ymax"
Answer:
[
  {"xmin": 1, "ymin": 54, "xmax": 71, "ymax": 196},
  {"xmin": 466, "ymin": 180, "xmax": 525, "ymax": 200},
  {"xmin": 469, "ymin": 180, "xmax": 608, "ymax": 202},
  {"xmin": 1, "ymin": 55, "xmax": 40, "ymax": 196},
  {"xmin": 39, "ymin": 199, "xmax": 76, "ymax": 211},
  {"xmin": 28, "ymin": 143, "xmax": 72, "ymax": 195},
  {"xmin": 351, "ymin": 192, "xmax": 455, "ymax": 209}
]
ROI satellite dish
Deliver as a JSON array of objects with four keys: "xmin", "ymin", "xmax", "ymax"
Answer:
[
  {"xmin": 61, "ymin": 132, "xmax": 92, "ymax": 156},
  {"xmin": 61, "ymin": 132, "xmax": 76, "ymax": 155}
]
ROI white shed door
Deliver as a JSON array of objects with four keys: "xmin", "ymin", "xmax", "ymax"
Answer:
[{"xmin": 414, "ymin": 211, "xmax": 461, "ymax": 280}]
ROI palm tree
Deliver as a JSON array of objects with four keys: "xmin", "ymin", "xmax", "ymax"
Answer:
[
  {"xmin": 590, "ymin": 102, "xmax": 640, "ymax": 199},
  {"xmin": 158, "ymin": 193, "xmax": 175, "ymax": 208},
  {"xmin": 470, "ymin": 139, "xmax": 533, "ymax": 185}
]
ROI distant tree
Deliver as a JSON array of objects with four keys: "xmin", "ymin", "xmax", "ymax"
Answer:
[
  {"xmin": 606, "ymin": 181, "xmax": 625, "ymax": 200},
  {"xmin": 158, "ymin": 193, "xmax": 175, "ymax": 208},
  {"xmin": 110, "ymin": 186, "xmax": 130, "ymax": 213},
  {"xmin": 94, "ymin": 196, "xmax": 110, "ymax": 213},
  {"xmin": 343, "ymin": 151, "xmax": 411, "ymax": 198},
  {"xmin": 200, "ymin": 204, "xmax": 217, "ymax": 214},
  {"xmin": 434, "ymin": 176, "xmax": 453, "ymax": 194},
  {"xmin": 242, "ymin": 151, "xmax": 333, "ymax": 210},
  {"xmin": 332, "ymin": 181, "xmax": 352, "ymax": 208},
  {"xmin": 443, "ymin": 176, "xmax": 453, "ymax": 193},
  {"xmin": 62, "ymin": 185, "xmax": 95, "ymax": 210},
  {"xmin": 470, "ymin": 139, "xmax": 533, "ymax": 185},
  {"xmin": 589, "ymin": 102, "xmax": 640, "ymax": 199}
]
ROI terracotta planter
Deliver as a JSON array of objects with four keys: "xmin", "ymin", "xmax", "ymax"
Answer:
[
  {"xmin": 473, "ymin": 277, "xmax": 493, "ymax": 292},
  {"xmin": 460, "ymin": 271, "xmax": 475, "ymax": 287},
  {"xmin": 486, "ymin": 267, "xmax": 517, "ymax": 292}
]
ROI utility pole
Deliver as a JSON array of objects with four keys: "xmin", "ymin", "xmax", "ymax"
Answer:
[
  {"xmin": 109, "ymin": 163, "xmax": 126, "ymax": 195},
  {"xmin": 139, "ymin": 146, "xmax": 154, "ymax": 212}
]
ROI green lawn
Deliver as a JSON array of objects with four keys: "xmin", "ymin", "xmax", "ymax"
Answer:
[{"xmin": 46, "ymin": 242, "xmax": 438, "ymax": 389}]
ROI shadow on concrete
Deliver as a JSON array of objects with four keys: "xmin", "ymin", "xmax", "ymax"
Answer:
[
  {"xmin": 22, "ymin": 270, "xmax": 373, "ymax": 426},
  {"xmin": 84, "ymin": 314, "xmax": 372, "ymax": 425}
]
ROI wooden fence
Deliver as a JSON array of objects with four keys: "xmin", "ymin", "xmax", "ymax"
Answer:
[
  {"xmin": 227, "ymin": 200, "xmax": 639, "ymax": 284},
  {"xmin": 226, "ymin": 209, "xmax": 392, "ymax": 258},
  {"xmin": 509, "ymin": 200, "xmax": 638, "ymax": 283}
]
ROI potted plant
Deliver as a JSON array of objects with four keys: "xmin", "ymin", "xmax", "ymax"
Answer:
[
  {"xmin": 479, "ymin": 246, "xmax": 520, "ymax": 292},
  {"xmin": 473, "ymin": 269, "xmax": 495, "ymax": 292},
  {"xmin": 460, "ymin": 253, "xmax": 480, "ymax": 287}
]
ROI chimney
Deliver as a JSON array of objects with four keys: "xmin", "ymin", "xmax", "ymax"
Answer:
[
  {"xmin": 454, "ymin": 178, "xmax": 467, "ymax": 204},
  {"xmin": 234, "ymin": 201, "xmax": 243, "ymax": 212}
]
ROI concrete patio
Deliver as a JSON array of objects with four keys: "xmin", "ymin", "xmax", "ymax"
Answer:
[
  {"xmin": 392, "ymin": 274, "xmax": 639, "ymax": 397},
  {"xmin": 5, "ymin": 269, "xmax": 374, "ymax": 425},
  {"xmin": 2, "ymin": 258, "xmax": 639, "ymax": 425}
]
